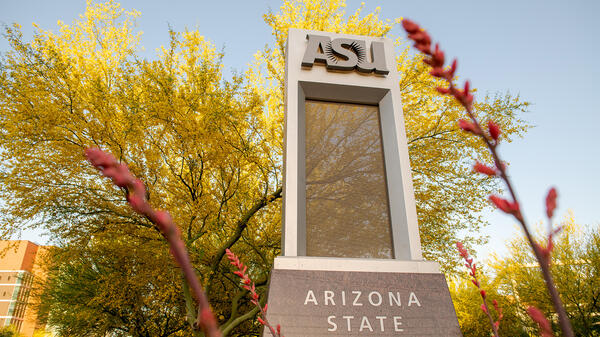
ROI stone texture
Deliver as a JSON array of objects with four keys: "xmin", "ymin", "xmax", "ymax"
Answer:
[{"xmin": 262, "ymin": 269, "xmax": 462, "ymax": 336}]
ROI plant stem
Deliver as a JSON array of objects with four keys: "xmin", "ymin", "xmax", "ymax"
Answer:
[
  {"xmin": 463, "ymin": 106, "xmax": 574, "ymax": 337},
  {"xmin": 183, "ymin": 281, "xmax": 203, "ymax": 337}
]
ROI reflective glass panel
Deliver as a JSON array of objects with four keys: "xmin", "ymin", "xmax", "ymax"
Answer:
[{"xmin": 305, "ymin": 100, "xmax": 393, "ymax": 258}]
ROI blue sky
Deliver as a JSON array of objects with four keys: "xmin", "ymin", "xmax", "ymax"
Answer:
[{"xmin": 1, "ymin": 0, "xmax": 599, "ymax": 260}]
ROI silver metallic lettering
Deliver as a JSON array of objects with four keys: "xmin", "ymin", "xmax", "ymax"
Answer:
[{"xmin": 301, "ymin": 34, "xmax": 389, "ymax": 75}]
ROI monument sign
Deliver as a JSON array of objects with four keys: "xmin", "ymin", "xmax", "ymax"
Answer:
[{"xmin": 263, "ymin": 29, "xmax": 462, "ymax": 336}]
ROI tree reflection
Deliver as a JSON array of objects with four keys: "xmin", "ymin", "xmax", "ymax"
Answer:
[{"xmin": 305, "ymin": 100, "xmax": 394, "ymax": 258}]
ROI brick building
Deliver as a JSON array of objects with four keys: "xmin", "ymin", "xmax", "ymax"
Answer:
[{"xmin": 0, "ymin": 240, "xmax": 48, "ymax": 336}]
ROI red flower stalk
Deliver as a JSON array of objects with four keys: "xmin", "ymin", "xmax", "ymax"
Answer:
[
  {"xmin": 85, "ymin": 148, "xmax": 222, "ymax": 337},
  {"xmin": 456, "ymin": 242, "xmax": 500, "ymax": 337},
  {"xmin": 546, "ymin": 187, "xmax": 558, "ymax": 219},
  {"xmin": 488, "ymin": 120, "xmax": 501, "ymax": 141},
  {"xmin": 458, "ymin": 119, "xmax": 481, "ymax": 135},
  {"xmin": 401, "ymin": 19, "xmax": 420, "ymax": 34},
  {"xmin": 226, "ymin": 249, "xmax": 282, "ymax": 337},
  {"xmin": 488, "ymin": 195, "xmax": 520, "ymax": 217},
  {"xmin": 527, "ymin": 306, "xmax": 555, "ymax": 337},
  {"xmin": 474, "ymin": 162, "xmax": 497, "ymax": 176},
  {"xmin": 492, "ymin": 300, "xmax": 503, "ymax": 332},
  {"xmin": 537, "ymin": 187, "xmax": 562, "ymax": 266},
  {"xmin": 403, "ymin": 18, "xmax": 575, "ymax": 337}
]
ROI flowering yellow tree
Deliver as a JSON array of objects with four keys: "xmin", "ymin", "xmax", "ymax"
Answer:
[
  {"xmin": 248, "ymin": 0, "xmax": 529, "ymax": 269},
  {"xmin": 1, "ymin": 1, "xmax": 280, "ymax": 335},
  {"xmin": 0, "ymin": 0, "xmax": 529, "ymax": 335},
  {"xmin": 491, "ymin": 215, "xmax": 600, "ymax": 336}
]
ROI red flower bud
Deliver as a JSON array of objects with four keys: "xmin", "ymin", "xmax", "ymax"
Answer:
[
  {"xmin": 458, "ymin": 119, "xmax": 480, "ymax": 135},
  {"xmin": 480, "ymin": 290, "xmax": 486, "ymax": 298},
  {"xmin": 258, "ymin": 317, "xmax": 266, "ymax": 325},
  {"xmin": 480, "ymin": 304, "xmax": 488, "ymax": 314},
  {"xmin": 433, "ymin": 44, "xmax": 445, "ymax": 67},
  {"xmin": 430, "ymin": 67, "xmax": 444, "ymax": 78},
  {"xmin": 474, "ymin": 162, "xmax": 497, "ymax": 176},
  {"xmin": 449, "ymin": 59, "xmax": 457, "ymax": 77},
  {"xmin": 436, "ymin": 87, "xmax": 450, "ymax": 94},
  {"xmin": 408, "ymin": 31, "xmax": 431, "ymax": 46},
  {"xmin": 130, "ymin": 179, "xmax": 144, "ymax": 196},
  {"xmin": 488, "ymin": 120, "xmax": 501, "ymax": 141},
  {"xmin": 127, "ymin": 194, "xmax": 147, "ymax": 214},
  {"xmin": 545, "ymin": 187, "xmax": 558, "ymax": 219},
  {"xmin": 537, "ymin": 241, "xmax": 553, "ymax": 265},
  {"xmin": 465, "ymin": 93, "xmax": 474, "ymax": 106},
  {"xmin": 456, "ymin": 242, "xmax": 468, "ymax": 258},
  {"xmin": 489, "ymin": 195, "xmax": 520, "ymax": 215},
  {"xmin": 415, "ymin": 42, "xmax": 431, "ymax": 54},
  {"xmin": 85, "ymin": 147, "xmax": 116, "ymax": 169},
  {"xmin": 527, "ymin": 306, "xmax": 553, "ymax": 337},
  {"xmin": 401, "ymin": 19, "xmax": 420, "ymax": 34},
  {"xmin": 114, "ymin": 163, "xmax": 132, "ymax": 187},
  {"xmin": 154, "ymin": 211, "xmax": 172, "ymax": 227}
]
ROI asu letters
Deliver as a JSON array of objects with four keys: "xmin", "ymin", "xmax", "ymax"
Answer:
[{"xmin": 301, "ymin": 34, "xmax": 390, "ymax": 75}]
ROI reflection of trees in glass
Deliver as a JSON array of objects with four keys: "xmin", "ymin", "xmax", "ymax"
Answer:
[{"xmin": 305, "ymin": 100, "xmax": 393, "ymax": 258}]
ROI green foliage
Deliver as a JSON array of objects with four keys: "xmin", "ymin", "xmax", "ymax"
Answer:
[
  {"xmin": 38, "ymin": 233, "xmax": 189, "ymax": 336},
  {"xmin": 0, "ymin": 0, "xmax": 531, "ymax": 335},
  {"xmin": 492, "ymin": 215, "xmax": 600, "ymax": 336},
  {"xmin": 452, "ymin": 214, "xmax": 600, "ymax": 337},
  {"xmin": 0, "ymin": 326, "xmax": 20, "ymax": 337},
  {"xmin": 1, "ymin": 1, "xmax": 279, "ymax": 335},
  {"xmin": 449, "ymin": 274, "xmax": 528, "ymax": 337}
]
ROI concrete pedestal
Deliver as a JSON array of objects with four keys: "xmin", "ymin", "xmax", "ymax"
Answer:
[{"xmin": 262, "ymin": 257, "xmax": 462, "ymax": 337}]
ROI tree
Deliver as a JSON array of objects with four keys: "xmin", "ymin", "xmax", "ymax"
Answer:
[
  {"xmin": 490, "ymin": 214, "xmax": 600, "ymax": 336},
  {"xmin": 0, "ymin": 0, "xmax": 529, "ymax": 335},
  {"xmin": 249, "ymin": 0, "xmax": 529, "ymax": 269},
  {"xmin": 37, "ymin": 234, "xmax": 188, "ymax": 337},
  {"xmin": 449, "ymin": 274, "xmax": 528, "ymax": 337},
  {"xmin": 1, "ymin": 2, "xmax": 279, "ymax": 335},
  {"xmin": 0, "ymin": 326, "xmax": 20, "ymax": 337},
  {"xmin": 452, "ymin": 214, "xmax": 600, "ymax": 337}
]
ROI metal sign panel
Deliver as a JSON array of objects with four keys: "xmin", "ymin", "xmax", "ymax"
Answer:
[{"xmin": 283, "ymin": 29, "xmax": 422, "ymax": 260}]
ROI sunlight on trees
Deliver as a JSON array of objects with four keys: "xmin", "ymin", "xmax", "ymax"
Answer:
[
  {"xmin": 0, "ymin": 0, "xmax": 530, "ymax": 335},
  {"xmin": 451, "ymin": 213, "xmax": 600, "ymax": 337}
]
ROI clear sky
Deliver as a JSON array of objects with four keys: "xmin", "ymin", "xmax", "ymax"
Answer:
[{"xmin": 1, "ymin": 0, "xmax": 599, "ymax": 260}]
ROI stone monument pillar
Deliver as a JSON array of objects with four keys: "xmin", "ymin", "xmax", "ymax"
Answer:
[{"xmin": 263, "ymin": 29, "xmax": 462, "ymax": 336}]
